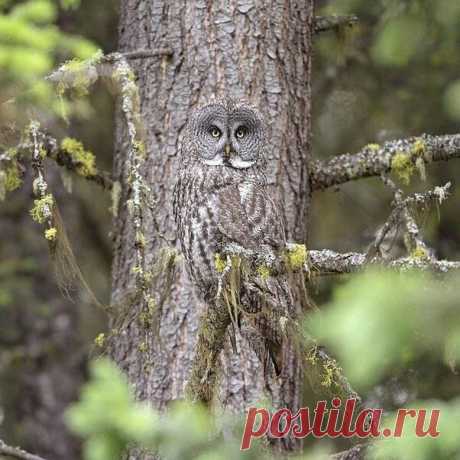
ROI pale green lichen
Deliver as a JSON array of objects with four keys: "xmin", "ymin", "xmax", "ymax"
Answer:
[
  {"xmin": 139, "ymin": 341, "xmax": 148, "ymax": 353},
  {"xmin": 132, "ymin": 265, "xmax": 143, "ymax": 275},
  {"xmin": 411, "ymin": 246, "xmax": 429, "ymax": 260},
  {"xmin": 94, "ymin": 333, "xmax": 105, "ymax": 347},
  {"xmin": 4, "ymin": 162, "xmax": 22, "ymax": 192},
  {"xmin": 391, "ymin": 151, "xmax": 414, "ymax": 185},
  {"xmin": 55, "ymin": 51, "xmax": 103, "ymax": 98},
  {"xmin": 214, "ymin": 253, "xmax": 227, "ymax": 273},
  {"xmin": 411, "ymin": 138, "xmax": 426, "ymax": 157},
  {"xmin": 321, "ymin": 360, "xmax": 341, "ymax": 388},
  {"xmin": 30, "ymin": 194, "xmax": 54, "ymax": 224},
  {"xmin": 135, "ymin": 231, "xmax": 146, "ymax": 248},
  {"xmin": 256, "ymin": 264, "xmax": 271, "ymax": 280},
  {"xmin": 391, "ymin": 139, "xmax": 428, "ymax": 185},
  {"xmin": 133, "ymin": 140, "xmax": 146, "ymax": 157},
  {"xmin": 139, "ymin": 295, "xmax": 156, "ymax": 329},
  {"xmin": 110, "ymin": 180, "xmax": 122, "ymax": 217},
  {"xmin": 285, "ymin": 244, "xmax": 308, "ymax": 271},
  {"xmin": 61, "ymin": 137, "xmax": 97, "ymax": 177},
  {"xmin": 367, "ymin": 143, "xmax": 380, "ymax": 152},
  {"xmin": 44, "ymin": 227, "xmax": 57, "ymax": 241},
  {"xmin": 412, "ymin": 139, "xmax": 427, "ymax": 180}
]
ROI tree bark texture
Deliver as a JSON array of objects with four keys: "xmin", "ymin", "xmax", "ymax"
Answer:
[{"xmin": 109, "ymin": 0, "xmax": 313, "ymax": 453}]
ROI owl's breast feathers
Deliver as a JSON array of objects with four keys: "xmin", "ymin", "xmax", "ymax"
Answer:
[{"xmin": 174, "ymin": 165, "xmax": 286, "ymax": 292}]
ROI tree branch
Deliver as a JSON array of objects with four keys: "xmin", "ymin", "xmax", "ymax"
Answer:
[
  {"xmin": 106, "ymin": 48, "xmax": 173, "ymax": 60},
  {"xmin": 310, "ymin": 134, "xmax": 460, "ymax": 191},
  {"xmin": 330, "ymin": 444, "xmax": 367, "ymax": 460},
  {"xmin": 309, "ymin": 249, "xmax": 460, "ymax": 275},
  {"xmin": 0, "ymin": 439, "xmax": 48, "ymax": 460},
  {"xmin": 41, "ymin": 135, "xmax": 113, "ymax": 190},
  {"xmin": 314, "ymin": 15, "xmax": 359, "ymax": 34}
]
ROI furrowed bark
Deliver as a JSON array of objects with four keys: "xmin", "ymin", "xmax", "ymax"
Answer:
[{"xmin": 109, "ymin": 0, "xmax": 314, "ymax": 455}]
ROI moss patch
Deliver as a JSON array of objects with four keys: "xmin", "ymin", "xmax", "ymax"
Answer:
[
  {"xmin": 391, "ymin": 151, "xmax": 414, "ymax": 185},
  {"xmin": 285, "ymin": 244, "xmax": 308, "ymax": 271},
  {"xmin": 256, "ymin": 264, "xmax": 271, "ymax": 280},
  {"xmin": 214, "ymin": 253, "xmax": 227, "ymax": 273},
  {"xmin": 94, "ymin": 333, "xmax": 106, "ymax": 347},
  {"xmin": 411, "ymin": 246, "xmax": 429, "ymax": 260}
]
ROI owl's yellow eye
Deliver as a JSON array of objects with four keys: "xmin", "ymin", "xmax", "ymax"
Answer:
[
  {"xmin": 235, "ymin": 126, "xmax": 247, "ymax": 139},
  {"xmin": 210, "ymin": 126, "xmax": 222, "ymax": 138}
]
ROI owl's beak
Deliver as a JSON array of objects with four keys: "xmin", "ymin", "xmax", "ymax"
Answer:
[{"xmin": 224, "ymin": 143, "xmax": 232, "ymax": 157}]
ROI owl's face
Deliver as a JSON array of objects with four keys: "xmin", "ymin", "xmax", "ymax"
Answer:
[{"xmin": 185, "ymin": 101, "xmax": 266, "ymax": 170}]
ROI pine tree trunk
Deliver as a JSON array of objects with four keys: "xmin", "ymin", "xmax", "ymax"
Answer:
[{"xmin": 109, "ymin": 0, "xmax": 313, "ymax": 454}]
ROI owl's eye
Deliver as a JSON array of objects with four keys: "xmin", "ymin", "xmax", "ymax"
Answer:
[
  {"xmin": 209, "ymin": 126, "xmax": 222, "ymax": 138},
  {"xmin": 235, "ymin": 126, "xmax": 247, "ymax": 139}
]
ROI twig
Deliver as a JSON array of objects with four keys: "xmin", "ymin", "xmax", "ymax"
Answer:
[
  {"xmin": 0, "ymin": 439, "xmax": 48, "ymax": 460},
  {"xmin": 106, "ymin": 48, "xmax": 173, "ymax": 60},
  {"xmin": 366, "ymin": 180, "xmax": 451, "ymax": 260},
  {"xmin": 314, "ymin": 15, "xmax": 359, "ymax": 34},
  {"xmin": 310, "ymin": 134, "xmax": 460, "ymax": 191}
]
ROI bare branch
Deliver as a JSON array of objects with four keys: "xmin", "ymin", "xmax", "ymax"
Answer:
[
  {"xmin": 0, "ymin": 439, "xmax": 48, "ymax": 460},
  {"xmin": 314, "ymin": 15, "xmax": 359, "ymax": 34},
  {"xmin": 310, "ymin": 134, "xmax": 460, "ymax": 191},
  {"xmin": 106, "ymin": 48, "xmax": 173, "ymax": 60}
]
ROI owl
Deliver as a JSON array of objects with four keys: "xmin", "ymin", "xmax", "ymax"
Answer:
[{"xmin": 173, "ymin": 99, "xmax": 294, "ymax": 374}]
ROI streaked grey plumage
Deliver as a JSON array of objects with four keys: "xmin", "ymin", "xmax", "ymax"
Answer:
[{"xmin": 173, "ymin": 99, "xmax": 293, "ymax": 374}]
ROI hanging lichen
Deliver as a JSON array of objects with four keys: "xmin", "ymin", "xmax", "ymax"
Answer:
[
  {"xmin": 391, "ymin": 151, "xmax": 414, "ymax": 185},
  {"xmin": 30, "ymin": 193, "xmax": 54, "ymax": 224},
  {"xmin": 44, "ymin": 227, "xmax": 58, "ymax": 241}
]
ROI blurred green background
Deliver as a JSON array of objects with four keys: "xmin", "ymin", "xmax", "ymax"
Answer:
[{"xmin": 0, "ymin": 0, "xmax": 459, "ymax": 459}]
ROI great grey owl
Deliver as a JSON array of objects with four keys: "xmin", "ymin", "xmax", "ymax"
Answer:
[{"xmin": 173, "ymin": 99, "xmax": 294, "ymax": 375}]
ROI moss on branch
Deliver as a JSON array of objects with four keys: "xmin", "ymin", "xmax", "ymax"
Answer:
[{"xmin": 310, "ymin": 134, "xmax": 460, "ymax": 191}]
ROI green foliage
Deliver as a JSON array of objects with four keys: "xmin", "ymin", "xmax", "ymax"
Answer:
[
  {"xmin": 67, "ymin": 359, "xmax": 272, "ymax": 460},
  {"xmin": 316, "ymin": 0, "xmax": 460, "ymax": 135},
  {"xmin": 0, "ymin": 0, "xmax": 97, "ymax": 118},
  {"xmin": 370, "ymin": 399, "xmax": 460, "ymax": 460},
  {"xmin": 308, "ymin": 270, "xmax": 460, "ymax": 458},
  {"xmin": 66, "ymin": 359, "xmax": 159, "ymax": 460},
  {"xmin": 308, "ymin": 270, "xmax": 460, "ymax": 389},
  {"xmin": 372, "ymin": 16, "xmax": 425, "ymax": 67}
]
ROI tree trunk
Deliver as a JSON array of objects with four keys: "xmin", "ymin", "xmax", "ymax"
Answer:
[{"xmin": 109, "ymin": 0, "xmax": 313, "ymax": 454}]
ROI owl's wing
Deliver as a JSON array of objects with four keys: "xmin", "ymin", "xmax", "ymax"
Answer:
[
  {"xmin": 217, "ymin": 181, "xmax": 290, "ymax": 376},
  {"xmin": 216, "ymin": 182, "xmax": 286, "ymax": 250}
]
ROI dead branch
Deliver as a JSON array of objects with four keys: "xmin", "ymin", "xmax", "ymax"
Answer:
[
  {"xmin": 314, "ymin": 15, "xmax": 359, "ymax": 34},
  {"xmin": 0, "ymin": 439, "xmax": 48, "ymax": 460},
  {"xmin": 310, "ymin": 134, "xmax": 460, "ymax": 191}
]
